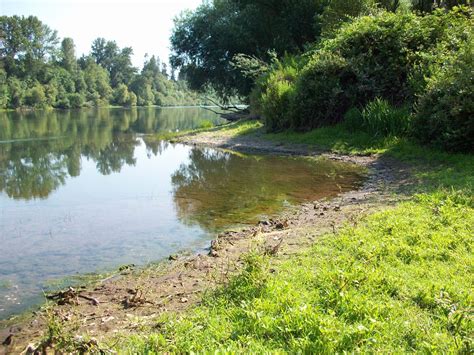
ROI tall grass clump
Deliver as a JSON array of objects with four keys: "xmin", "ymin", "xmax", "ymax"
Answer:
[{"xmin": 344, "ymin": 98, "xmax": 412, "ymax": 137}]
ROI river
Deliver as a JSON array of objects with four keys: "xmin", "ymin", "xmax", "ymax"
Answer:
[{"xmin": 0, "ymin": 107, "xmax": 365, "ymax": 318}]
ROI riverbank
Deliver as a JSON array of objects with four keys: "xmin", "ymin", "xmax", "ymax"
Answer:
[{"xmin": 1, "ymin": 120, "xmax": 472, "ymax": 353}]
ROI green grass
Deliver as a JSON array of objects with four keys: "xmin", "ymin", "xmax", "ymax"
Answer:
[{"xmin": 116, "ymin": 192, "xmax": 473, "ymax": 353}]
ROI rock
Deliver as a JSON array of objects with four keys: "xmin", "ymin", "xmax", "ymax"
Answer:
[
  {"xmin": 168, "ymin": 254, "xmax": 178, "ymax": 261},
  {"xmin": 24, "ymin": 344, "xmax": 36, "ymax": 354},
  {"xmin": 180, "ymin": 297, "xmax": 188, "ymax": 303},
  {"xmin": 275, "ymin": 220, "xmax": 289, "ymax": 230},
  {"xmin": 334, "ymin": 205, "xmax": 341, "ymax": 211},
  {"xmin": 2, "ymin": 334, "xmax": 13, "ymax": 346},
  {"xmin": 209, "ymin": 250, "xmax": 219, "ymax": 258}
]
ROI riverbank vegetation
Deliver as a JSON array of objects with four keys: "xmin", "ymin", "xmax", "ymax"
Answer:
[
  {"xmin": 171, "ymin": 1, "xmax": 473, "ymax": 153},
  {"xmin": 0, "ymin": 16, "xmax": 219, "ymax": 109}
]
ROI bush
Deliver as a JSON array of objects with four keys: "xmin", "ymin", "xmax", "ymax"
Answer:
[
  {"xmin": 113, "ymin": 84, "xmax": 130, "ymax": 106},
  {"xmin": 25, "ymin": 84, "xmax": 47, "ymax": 108},
  {"xmin": 344, "ymin": 98, "xmax": 412, "ymax": 137},
  {"xmin": 291, "ymin": 52, "xmax": 356, "ymax": 130},
  {"xmin": 55, "ymin": 96, "xmax": 70, "ymax": 109},
  {"xmin": 128, "ymin": 91, "xmax": 137, "ymax": 107},
  {"xmin": 67, "ymin": 93, "xmax": 85, "ymax": 108},
  {"xmin": 414, "ymin": 39, "xmax": 474, "ymax": 152},
  {"xmin": 256, "ymin": 59, "xmax": 299, "ymax": 131},
  {"xmin": 322, "ymin": 8, "xmax": 472, "ymax": 106},
  {"xmin": 259, "ymin": 8, "xmax": 472, "ymax": 132}
]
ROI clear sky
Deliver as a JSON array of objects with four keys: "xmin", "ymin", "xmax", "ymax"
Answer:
[{"xmin": 1, "ymin": 0, "xmax": 203, "ymax": 68}]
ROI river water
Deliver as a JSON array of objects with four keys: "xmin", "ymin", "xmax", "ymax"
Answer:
[{"xmin": 0, "ymin": 107, "xmax": 365, "ymax": 318}]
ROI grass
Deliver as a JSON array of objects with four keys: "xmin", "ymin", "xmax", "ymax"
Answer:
[
  {"xmin": 116, "ymin": 193, "xmax": 473, "ymax": 353},
  {"xmin": 108, "ymin": 122, "xmax": 474, "ymax": 353}
]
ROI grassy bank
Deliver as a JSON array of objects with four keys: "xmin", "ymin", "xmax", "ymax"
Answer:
[{"xmin": 110, "ymin": 121, "xmax": 473, "ymax": 352}]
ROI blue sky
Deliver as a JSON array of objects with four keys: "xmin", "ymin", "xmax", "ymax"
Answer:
[{"xmin": 1, "ymin": 0, "xmax": 202, "ymax": 68}]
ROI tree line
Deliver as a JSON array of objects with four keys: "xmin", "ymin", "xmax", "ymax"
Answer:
[
  {"xmin": 170, "ymin": 0, "xmax": 473, "ymax": 152},
  {"xmin": 0, "ymin": 15, "xmax": 216, "ymax": 109}
]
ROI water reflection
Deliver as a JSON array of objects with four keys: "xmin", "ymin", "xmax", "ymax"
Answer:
[
  {"xmin": 172, "ymin": 148, "xmax": 364, "ymax": 230},
  {"xmin": 0, "ymin": 107, "xmax": 224, "ymax": 199}
]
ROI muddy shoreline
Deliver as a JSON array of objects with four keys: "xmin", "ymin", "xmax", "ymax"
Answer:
[{"xmin": 1, "ymin": 129, "xmax": 412, "ymax": 354}]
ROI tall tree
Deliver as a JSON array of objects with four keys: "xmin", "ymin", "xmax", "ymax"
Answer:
[
  {"xmin": 60, "ymin": 37, "xmax": 77, "ymax": 71},
  {"xmin": 170, "ymin": 0, "xmax": 327, "ymax": 99}
]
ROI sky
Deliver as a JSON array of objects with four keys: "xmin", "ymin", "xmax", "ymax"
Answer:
[{"xmin": 1, "ymin": 0, "xmax": 203, "ymax": 68}]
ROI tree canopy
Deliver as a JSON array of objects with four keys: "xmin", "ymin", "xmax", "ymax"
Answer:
[
  {"xmin": 0, "ymin": 15, "xmax": 218, "ymax": 109},
  {"xmin": 170, "ymin": 0, "xmax": 472, "ymax": 100}
]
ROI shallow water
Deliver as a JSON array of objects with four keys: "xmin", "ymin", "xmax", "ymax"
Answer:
[{"xmin": 0, "ymin": 107, "xmax": 365, "ymax": 318}]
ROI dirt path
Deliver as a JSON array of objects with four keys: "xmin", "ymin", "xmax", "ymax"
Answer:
[{"xmin": 0, "ymin": 129, "xmax": 413, "ymax": 354}]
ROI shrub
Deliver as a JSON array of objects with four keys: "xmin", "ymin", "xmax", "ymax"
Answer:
[
  {"xmin": 261, "ymin": 8, "xmax": 472, "ymax": 132},
  {"xmin": 128, "ymin": 91, "xmax": 138, "ymax": 107},
  {"xmin": 322, "ymin": 9, "xmax": 472, "ymax": 106},
  {"xmin": 113, "ymin": 84, "xmax": 130, "ymax": 106},
  {"xmin": 25, "ymin": 84, "xmax": 47, "ymax": 108},
  {"xmin": 67, "ymin": 93, "xmax": 85, "ymax": 108},
  {"xmin": 258, "ymin": 61, "xmax": 299, "ymax": 131},
  {"xmin": 414, "ymin": 38, "xmax": 474, "ymax": 152},
  {"xmin": 291, "ymin": 52, "xmax": 356, "ymax": 130},
  {"xmin": 250, "ymin": 56, "xmax": 300, "ymax": 131},
  {"xmin": 55, "ymin": 96, "xmax": 70, "ymax": 109}
]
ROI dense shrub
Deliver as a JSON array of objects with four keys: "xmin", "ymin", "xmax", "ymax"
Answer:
[
  {"xmin": 414, "ymin": 39, "xmax": 474, "ymax": 152},
  {"xmin": 256, "ymin": 59, "xmax": 299, "ymax": 131},
  {"xmin": 291, "ymin": 52, "xmax": 356, "ymax": 130},
  {"xmin": 25, "ymin": 84, "xmax": 47, "ymax": 108},
  {"xmin": 321, "ymin": 8, "xmax": 472, "ymax": 107},
  {"xmin": 254, "ymin": 7, "xmax": 473, "ymax": 142},
  {"xmin": 344, "ymin": 98, "xmax": 412, "ymax": 137},
  {"xmin": 68, "ymin": 93, "xmax": 85, "ymax": 108}
]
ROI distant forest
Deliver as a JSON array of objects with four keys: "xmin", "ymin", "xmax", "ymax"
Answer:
[{"xmin": 0, "ymin": 15, "xmax": 218, "ymax": 109}]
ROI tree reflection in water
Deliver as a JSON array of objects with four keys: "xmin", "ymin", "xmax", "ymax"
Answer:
[
  {"xmin": 0, "ymin": 107, "xmax": 224, "ymax": 200},
  {"xmin": 171, "ymin": 148, "xmax": 365, "ymax": 232}
]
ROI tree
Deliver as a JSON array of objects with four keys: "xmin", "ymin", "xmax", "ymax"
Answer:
[
  {"xmin": 170, "ymin": 0, "xmax": 327, "ymax": 99},
  {"xmin": 91, "ymin": 38, "xmax": 137, "ymax": 87},
  {"xmin": 60, "ymin": 37, "xmax": 77, "ymax": 71}
]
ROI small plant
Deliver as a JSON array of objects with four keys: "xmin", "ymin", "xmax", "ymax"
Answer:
[{"xmin": 198, "ymin": 120, "xmax": 214, "ymax": 129}]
